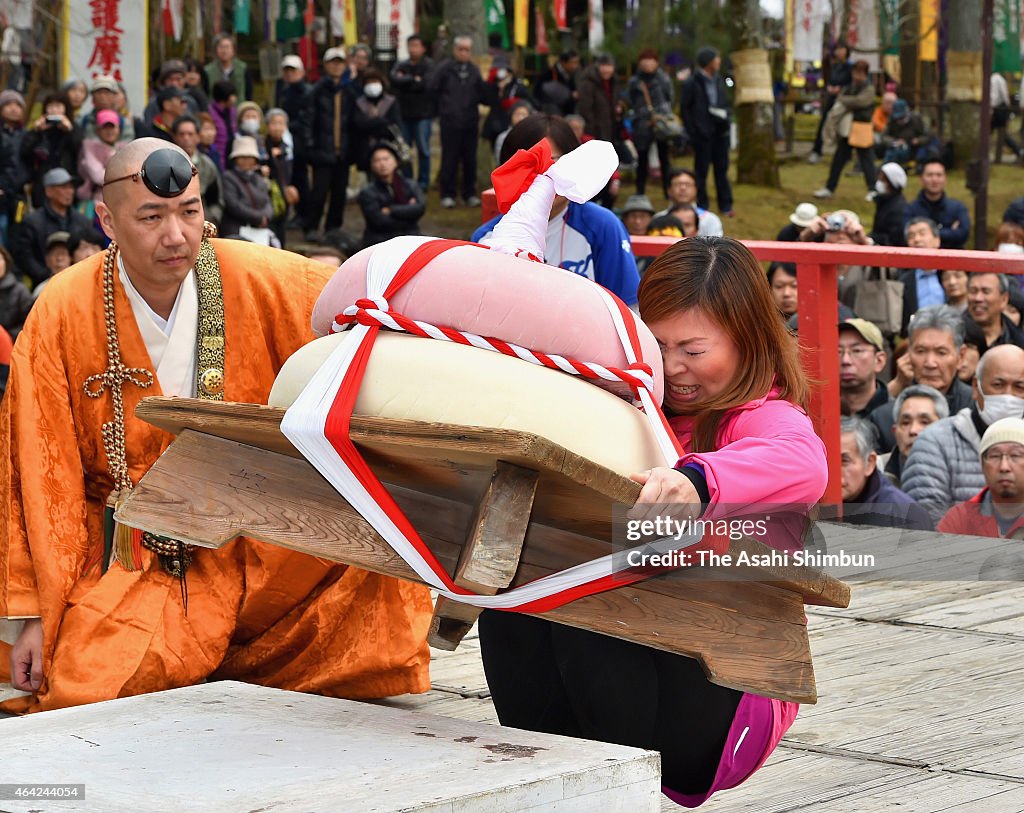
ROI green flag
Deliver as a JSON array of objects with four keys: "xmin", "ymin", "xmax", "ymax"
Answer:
[
  {"xmin": 486, "ymin": 0, "xmax": 510, "ymax": 51},
  {"xmin": 234, "ymin": 0, "xmax": 251, "ymax": 36},
  {"xmin": 277, "ymin": 0, "xmax": 304, "ymax": 40},
  {"xmin": 878, "ymin": 0, "xmax": 901, "ymax": 56},
  {"xmin": 994, "ymin": 0, "xmax": 1022, "ymax": 73}
]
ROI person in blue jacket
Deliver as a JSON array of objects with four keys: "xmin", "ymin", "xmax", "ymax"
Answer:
[
  {"xmin": 903, "ymin": 158, "xmax": 970, "ymax": 249},
  {"xmin": 471, "ymin": 114, "xmax": 641, "ymax": 307}
]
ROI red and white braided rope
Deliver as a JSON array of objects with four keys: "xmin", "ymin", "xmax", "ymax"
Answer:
[{"xmin": 331, "ymin": 297, "xmax": 656, "ymax": 396}]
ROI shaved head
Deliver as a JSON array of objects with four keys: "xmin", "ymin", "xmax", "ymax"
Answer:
[{"xmin": 103, "ymin": 137, "xmax": 193, "ymax": 208}]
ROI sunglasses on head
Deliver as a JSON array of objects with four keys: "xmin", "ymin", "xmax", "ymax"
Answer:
[{"xmin": 105, "ymin": 149, "xmax": 198, "ymax": 198}]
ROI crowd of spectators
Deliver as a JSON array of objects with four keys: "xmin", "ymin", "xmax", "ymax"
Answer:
[{"xmin": 2, "ymin": 31, "xmax": 1024, "ymax": 544}]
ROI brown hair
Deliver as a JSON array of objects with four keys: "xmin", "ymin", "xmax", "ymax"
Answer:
[
  {"xmin": 0, "ymin": 245, "xmax": 13, "ymax": 277},
  {"xmin": 638, "ymin": 236, "xmax": 810, "ymax": 451},
  {"xmin": 995, "ymin": 221, "xmax": 1024, "ymax": 246}
]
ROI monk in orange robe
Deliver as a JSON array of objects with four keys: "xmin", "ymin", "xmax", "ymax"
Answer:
[{"xmin": 0, "ymin": 139, "xmax": 432, "ymax": 713}]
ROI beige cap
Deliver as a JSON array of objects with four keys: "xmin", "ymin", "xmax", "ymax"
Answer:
[
  {"xmin": 839, "ymin": 318, "xmax": 884, "ymax": 351},
  {"xmin": 323, "ymin": 47, "xmax": 347, "ymax": 63},
  {"xmin": 229, "ymin": 135, "xmax": 261, "ymax": 161},
  {"xmin": 281, "ymin": 55, "xmax": 304, "ymax": 71},
  {"xmin": 980, "ymin": 418, "xmax": 1024, "ymax": 458}
]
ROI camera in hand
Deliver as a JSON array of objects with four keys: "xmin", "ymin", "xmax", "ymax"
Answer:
[
  {"xmin": 825, "ymin": 213, "xmax": 847, "ymax": 232},
  {"xmin": 45, "ymin": 115, "xmax": 64, "ymax": 126}
]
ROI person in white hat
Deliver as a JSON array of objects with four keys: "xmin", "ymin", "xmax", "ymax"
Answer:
[
  {"xmin": 869, "ymin": 161, "xmax": 908, "ymax": 246},
  {"xmin": 938, "ymin": 417, "xmax": 1024, "ymax": 537},
  {"xmin": 221, "ymin": 135, "xmax": 274, "ymax": 244},
  {"xmin": 304, "ymin": 46, "xmax": 351, "ymax": 242},
  {"xmin": 775, "ymin": 202, "xmax": 817, "ymax": 241}
]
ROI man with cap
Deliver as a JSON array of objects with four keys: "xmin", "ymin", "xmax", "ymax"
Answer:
[
  {"xmin": 275, "ymin": 55, "xmax": 312, "ymax": 228},
  {"xmin": 143, "ymin": 60, "xmax": 199, "ymax": 127},
  {"xmin": 390, "ymin": 34, "xmax": 436, "ymax": 194},
  {"xmin": 656, "ymin": 168, "xmax": 724, "ymax": 237},
  {"xmin": 10, "ymin": 168, "xmax": 92, "ymax": 287},
  {"xmin": 776, "ymin": 202, "xmax": 817, "ymax": 242},
  {"xmin": 81, "ymin": 77, "xmax": 136, "ymax": 142},
  {"xmin": 0, "ymin": 89, "xmax": 26, "ymax": 245},
  {"xmin": 620, "ymin": 194, "xmax": 656, "ymax": 237},
  {"xmin": 879, "ymin": 98, "xmax": 931, "ymax": 166},
  {"xmin": 939, "ymin": 417, "xmax": 1024, "ymax": 537},
  {"xmin": 145, "ymin": 86, "xmax": 188, "ymax": 142},
  {"xmin": 839, "ymin": 318, "xmax": 890, "ymax": 425},
  {"xmin": 29, "ymin": 231, "xmax": 72, "ymax": 300},
  {"xmin": 1, "ymin": 137, "xmax": 432, "ymax": 713},
  {"xmin": 904, "ymin": 344, "xmax": 1024, "ymax": 523},
  {"xmin": 679, "ymin": 45, "xmax": 733, "ymax": 217},
  {"xmin": 302, "ymin": 46, "xmax": 353, "ymax": 241},
  {"xmin": 870, "ymin": 162, "xmax": 907, "ymax": 246}
]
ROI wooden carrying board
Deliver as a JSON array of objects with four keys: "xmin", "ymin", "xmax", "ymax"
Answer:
[{"xmin": 119, "ymin": 397, "xmax": 850, "ymax": 704}]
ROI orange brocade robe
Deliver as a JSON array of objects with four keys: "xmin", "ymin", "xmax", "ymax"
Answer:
[{"xmin": 0, "ymin": 239, "xmax": 432, "ymax": 713}]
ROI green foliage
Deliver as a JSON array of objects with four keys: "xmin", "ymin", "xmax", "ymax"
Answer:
[{"xmin": 598, "ymin": 0, "xmax": 730, "ymax": 67}]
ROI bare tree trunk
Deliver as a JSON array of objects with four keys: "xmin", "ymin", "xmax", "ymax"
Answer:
[
  {"xmin": 727, "ymin": 0, "xmax": 778, "ymax": 187},
  {"xmin": 443, "ymin": 0, "xmax": 486, "ymax": 48},
  {"xmin": 947, "ymin": 0, "xmax": 982, "ymax": 167}
]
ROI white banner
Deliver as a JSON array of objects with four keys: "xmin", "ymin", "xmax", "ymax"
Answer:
[
  {"xmin": 846, "ymin": 0, "xmax": 880, "ymax": 70},
  {"xmin": 330, "ymin": 0, "xmax": 344, "ymax": 38},
  {"xmin": 0, "ymin": 0, "xmax": 32, "ymax": 29},
  {"xmin": 793, "ymin": 0, "xmax": 828, "ymax": 62},
  {"xmin": 64, "ymin": 0, "xmax": 148, "ymax": 118},
  {"xmin": 396, "ymin": 0, "xmax": 415, "ymax": 60},
  {"xmin": 589, "ymin": 0, "xmax": 604, "ymax": 52}
]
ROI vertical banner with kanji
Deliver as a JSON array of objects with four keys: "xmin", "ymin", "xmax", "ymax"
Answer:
[
  {"xmin": 486, "ymin": 0, "xmax": 510, "ymax": 50},
  {"xmin": 514, "ymin": 0, "xmax": 529, "ymax": 48},
  {"xmin": 846, "ymin": 0, "xmax": 879, "ymax": 70},
  {"xmin": 65, "ymin": 0, "xmax": 148, "ymax": 116},
  {"xmin": 793, "ymin": 0, "xmax": 827, "ymax": 62},
  {"xmin": 588, "ymin": 0, "xmax": 604, "ymax": 52},
  {"xmin": 994, "ymin": 0, "xmax": 1021, "ymax": 73}
]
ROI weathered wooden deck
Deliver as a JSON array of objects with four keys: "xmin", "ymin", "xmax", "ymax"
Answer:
[
  {"xmin": 3, "ymin": 575, "xmax": 1022, "ymax": 811},
  {"xmin": 382, "ymin": 575, "xmax": 1024, "ymax": 812}
]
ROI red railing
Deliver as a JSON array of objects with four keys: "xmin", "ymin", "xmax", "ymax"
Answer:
[{"xmin": 481, "ymin": 191, "xmax": 1024, "ymax": 504}]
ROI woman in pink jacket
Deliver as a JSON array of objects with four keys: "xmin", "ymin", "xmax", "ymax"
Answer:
[
  {"xmin": 77, "ymin": 109, "xmax": 122, "ymax": 215},
  {"xmin": 478, "ymin": 236, "xmax": 827, "ymax": 807}
]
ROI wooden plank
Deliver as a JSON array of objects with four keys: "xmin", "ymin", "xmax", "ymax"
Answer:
[
  {"xmin": 118, "ymin": 431, "xmax": 821, "ymax": 703},
  {"xmin": 429, "ymin": 462, "xmax": 537, "ymax": 650},
  {"xmin": 133, "ymin": 396, "xmax": 850, "ymax": 609}
]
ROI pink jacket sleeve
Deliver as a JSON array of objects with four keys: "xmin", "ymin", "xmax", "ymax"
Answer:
[
  {"xmin": 679, "ymin": 398, "xmax": 828, "ymax": 512},
  {"xmin": 77, "ymin": 141, "xmax": 107, "ymax": 200}
]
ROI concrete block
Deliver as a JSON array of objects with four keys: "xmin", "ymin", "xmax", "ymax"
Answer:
[{"xmin": 0, "ymin": 680, "xmax": 660, "ymax": 812}]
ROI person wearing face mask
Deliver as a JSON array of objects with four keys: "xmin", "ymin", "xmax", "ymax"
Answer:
[
  {"xmin": 482, "ymin": 56, "xmax": 534, "ymax": 159},
  {"xmin": 903, "ymin": 344, "xmax": 1024, "ymax": 523},
  {"xmin": 234, "ymin": 102, "xmax": 268, "ymax": 160},
  {"xmin": 994, "ymin": 221, "xmax": 1024, "ymax": 255},
  {"xmin": 869, "ymin": 162, "xmax": 907, "ymax": 247},
  {"xmin": 350, "ymin": 69, "xmax": 404, "ymax": 179}
]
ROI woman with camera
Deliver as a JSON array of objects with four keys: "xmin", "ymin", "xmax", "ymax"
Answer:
[{"xmin": 20, "ymin": 91, "xmax": 83, "ymax": 208}]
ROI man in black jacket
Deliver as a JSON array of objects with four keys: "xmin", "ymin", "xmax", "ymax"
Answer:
[
  {"xmin": 680, "ymin": 46, "xmax": 733, "ymax": 216},
  {"xmin": 10, "ymin": 169, "xmax": 92, "ymax": 288},
  {"xmin": 429, "ymin": 35, "xmax": 486, "ymax": 209},
  {"xmin": 277, "ymin": 55, "xmax": 312, "ymax": 229},
  {"xmin": 302, "ymin": 47, "xmax": 353, "ymax": 240},
  {"xmin": 390, "ymin": 34, "xmax": 436, "ymax": 193}
]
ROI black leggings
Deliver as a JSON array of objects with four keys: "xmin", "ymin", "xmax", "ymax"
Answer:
[{"xmin": 478, "ymin": 611, "xmax": 742, "ymax": 795}]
